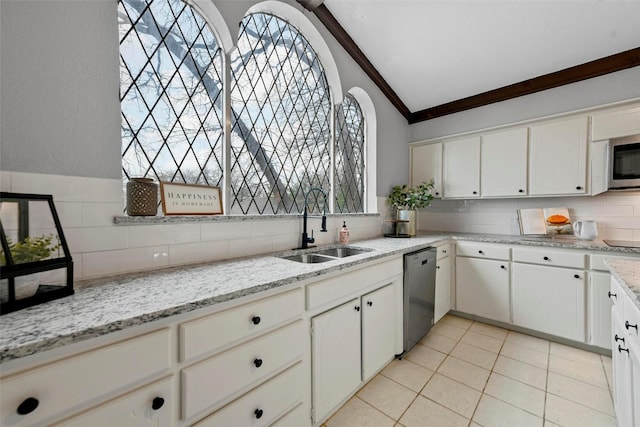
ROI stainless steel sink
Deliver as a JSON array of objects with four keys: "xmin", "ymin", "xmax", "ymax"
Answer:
[
  {"xmin": 279, "ymin": 253, "xmax": 336, "ymax": 264},
  {"xmin": 313, "ymin": 247, "xmax": 372, "ymax": 258},
  {"xmin": 277, "ymin": 246, "xmax": 373, "ymax": 263}
]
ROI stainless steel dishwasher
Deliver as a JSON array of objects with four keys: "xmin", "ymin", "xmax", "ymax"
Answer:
[{"xmin": 402, "ymin": 247, "xmax": 437, "ymax": 354}]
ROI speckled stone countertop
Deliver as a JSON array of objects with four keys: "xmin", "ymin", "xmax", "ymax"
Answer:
[
  {"xmin": 606, "ymin": 259, "xmax": 640, "ymax": 310},
  {"xmin": 1, "ymin": 231, "xmax": 638, "ymax": 364}
]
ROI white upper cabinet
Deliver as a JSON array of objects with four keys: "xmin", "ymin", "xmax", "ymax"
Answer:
[
  {"xmin": 591, "ymin": 105, "xmax": 640, "ymax": 141},
  {"xmin": 481, "ymin": 127, "xmax": 528, "ymax": 197},
  {"xmin": 443, "ymin": 136, "xmax": 480, "ymax": 198},
  {"xmin": 411, "ymin": 142, "xmax": 443, "ymax": 197},
  {"xmin": 529, "ymin": 116, "xmax": 588, "ymax": 196}
]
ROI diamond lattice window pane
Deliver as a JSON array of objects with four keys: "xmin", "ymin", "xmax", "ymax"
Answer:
[
  {"xmin": 230, "ymin": 13, "xmax": 332, "ymax": 215},
  {"xmin": 335, "ymin": 94, "xmax": 365, "ymax": 213},
  {"xmin": 119, "ymin": 0, "xmax": 224, "ymax": 197}
]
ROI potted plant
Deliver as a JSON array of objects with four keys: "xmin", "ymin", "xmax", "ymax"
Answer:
[
  {"xmin": 386, "ymin": 179, "xmax": 435, "ymax": 236},
  {"xmin": 1, "ymin": 234, "xmax": 60, "ymax": 299}
]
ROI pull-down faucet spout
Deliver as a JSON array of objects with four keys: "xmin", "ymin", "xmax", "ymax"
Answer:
[{"xmin": 300, "ymin": 188, "xmax": 328, "ymax": 249}]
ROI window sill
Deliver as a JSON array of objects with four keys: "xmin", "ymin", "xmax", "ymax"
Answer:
[{"xmin": 113, "ymin": 213, "xmax": 379, "ymax": 226}]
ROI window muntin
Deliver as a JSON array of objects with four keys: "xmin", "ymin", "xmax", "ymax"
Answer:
[
  {"xmin": 335, "ymin": 94, "xmax": 365, "ymax": 213},
  {"xmin": 119, "ymin": 0, "xmax": 224, "ymax": 187},
  {"xmin": 118, "ymin": 1, "xmax": 368, "ymax": 215},
  {"xmin": 230, "ymin": 13, "xmax": 332, "ymax": 215}
]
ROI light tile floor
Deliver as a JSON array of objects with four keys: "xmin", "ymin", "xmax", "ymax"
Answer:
[{"xmin": 323, "ymin": 314, "xmax": 616, "ymax": 427}]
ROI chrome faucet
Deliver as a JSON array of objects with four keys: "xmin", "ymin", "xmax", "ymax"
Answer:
[{"xmin": 300, "ymin": 188, "xmax": 328, "ymax": 249}]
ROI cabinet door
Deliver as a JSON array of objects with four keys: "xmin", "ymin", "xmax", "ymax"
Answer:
[
  {"xmin": 612, "ymin": 309, "xmax": 634, "ymax": 427},
  {"xmin": 443, "ymin": 136, "xmax": 480, "ymax": 198},
  {"xmin": 434, "ymin": 256, "xmax": 451, "ymax": 323},
  {"xmin": 630, "ymin": 339, "xmax": 640, "ymax": 427},
  {"xmin": 512, "ymin": 264, "xmax": 585, "ymax": 341},
  {"xmin": 411, "ymin": 142, "xmax": 443, "ymax": 197},
  {"xmin": 481, "ymin": 128, "xmax": 528, "ymax": 197},
  {"xmin": 589, "ymin": 271, "xmax": 612, "ymax": 349},
  {"xmin": 456, "ymin": 257, "xmax": 510, "ymax": 323},
  {"xmin": 529, "ymin": 116, "xmax": 588, "ymax": 195},
  {"xmin": 362, "ymin": 284, "xmax": 396, "ymax": 380},
  {"xmin": 311, "ymin": 299, "xmax": 361, "ymax": 423},
  {"xmin": 592, "ymin": 105, "xmax": 640, "ymax": 140}
]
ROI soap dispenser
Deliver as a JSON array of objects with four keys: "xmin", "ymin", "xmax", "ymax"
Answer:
[{"xmin": 339, "ymin": 221, "xmax": 350, "ymax": 244}]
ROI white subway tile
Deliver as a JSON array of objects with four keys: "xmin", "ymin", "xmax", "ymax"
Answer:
[
  {"xmin": 0, "ymin": 171, "xmax": 11, "ymax": 191},
  {"xmin": 251, "ymin": 218, "xmax": 299, "ymax": 237},
  {"xmin": 65, "ymin": 226, "xmax": 129, "ymax": 253},
  {"xmin": 228, "ymin": 236, "xmax": 275, "ymax": 258},
  {"xmin": 128, "ymin": 224, "xmax": 201, "ymax": 248},
  {"xmin": 201, "ymin": 221, "xmax": 252, "ymax": 241},
  {"xmin": 602, "ymin": 228, "xmax": 634, "ymax": 240},
  {"xmin": 82, "ymin": 202, "xmax": 124, "ymax": 227},
  {"xmin": 56, "ymin": 202, "xmax": 83, "ymax": 228},
  {"xmin": 82, "ymin": 246, "xmax": 169, "ymax": 278},
  {"xmin": 169, "ymin": 241, "xmax": 230, "ymax": 266}
]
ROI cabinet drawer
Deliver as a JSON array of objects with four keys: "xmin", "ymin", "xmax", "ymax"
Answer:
[
  {"xmin": 272, "ymin": 402, "xmax": 307, "ymax": 427},
  {"xmin": 436, "ymin": 243, "xmax": 451, "ymax": 260},
  {"xmin": 307, "ymin": 257, "xmax": 402, "ymax": 310},
  {"xmin": 0, "ymin": 329, "xmax": 170, "ymax": 427},
  {"xmin": 181, "ymin": 320, "xmax": 304, "ymax": 421},
  {"xmin": 180, "ymin": 288, "xmax": 303, "ymax": 362},
  {"xmin": 513, "ymin": 247, "xmax": 586, "ymax": 269},
  {"xmin": 54, "ymin": 377, "xmax": 173, "ymax": 427},
  {"xmin": 591, "ymin": 253, "xmax": 638, "ymax": 272},
  {"xmin": 193, "ymin": 362, "xmax": 304, "ymax": 427},
  {"xmin": 456, "ymin": 241, "xmax": 510, "ymax": 260}
]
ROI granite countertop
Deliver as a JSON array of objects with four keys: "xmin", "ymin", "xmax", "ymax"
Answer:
[
  {"xmin": 606, "ymin": 259, "xmax": 640, "ymax": 309},
  {"xmin": 1, "ymin": 231, "xmax": 638, "ymax": 364}
]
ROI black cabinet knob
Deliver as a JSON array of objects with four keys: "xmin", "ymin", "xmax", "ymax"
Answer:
[
  {"xmin": 17, "ymin": 397, "xmax": 39, "ymax": 415},
  {"xmin": 354, "ymin": 306, "xmax": 361, "ymax": 312},
  {"xmin": 367, "ymin": 301, "xmax": 373, "ymax": 307},
  {"xmin": 543, "ymin": 256, "xmax": 549, "ymax": 261},
  {"xmin": 615, "ymin": 334, "xmax": 625, "ymax": 343},
  {"xmin": 518, "ymin": 189, "xmax": 524, "ymax": 193},
  {"xmin": 436, "ymin": 265, "xmax": 440, "ymax": 269},
  {"xmin": 576, "ymin": 186, "xmax": 583, "ymax": 190},
  {"xmin": 255, "ymin": 409, "xmax": 264, "ymax": 419},
  {"xmin": 152, "ymin": 397, "xmax": 164, "ymax": 410},
  {"xmin": 574, "ymin": 274, "xmax": 580, "ymax": 279},
  {"xmin": 251, "ymin": 316, "xmax": 261, "ymax": 325},
  {"xmin": 500, "ymin": 265, "xmax": 506, "ymax": 270},
  {"xmin": 254, "ymin": 358, "xmax": 263, "ymax": 368},
  {"xmin": 478, "ymin": 250, "xmax": 484, "ymax": 254},
  {"xmin": 608, "ymin": 291, "xmax": 617, "ymax": 299},
  {"xmin": 472, "ymin": 191, "xmax": 478, "ymax": 195},
  {"xmin": 442, "ymin": 250, "xmax": 447, "ymax": 254},
  {"xmin": 626, "ymin": 321, "xmax": 638, "ymax": 331},
  {"xmin": 618, "ymin": 345, "xmax": 629, "ymax": 354},
  {"xmin": 435, "ymin": 192, "xmax": 440, "ymax": 196}
]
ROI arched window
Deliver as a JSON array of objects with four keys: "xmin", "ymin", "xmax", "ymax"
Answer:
[
  {"xmin": 230, "ymin": 13, "xmax": 332, "ymax": 215},
  {"xmin": 118, "ymin": 0, "xmax": 224, "ymax": 187},
  {"xmin": 335, "ymin": 94, "xmax": 365, "ymax": 213},
  {"xmin": 118, "ymin": 0, "xmax": 373, "ymax": 215}
]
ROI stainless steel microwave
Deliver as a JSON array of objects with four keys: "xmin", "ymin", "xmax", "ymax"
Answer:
[{"xmin": 609, "ymin": 134, "xmax": 640, "ymax": 190}]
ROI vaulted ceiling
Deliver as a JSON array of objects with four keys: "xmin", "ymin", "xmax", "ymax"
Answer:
[{"xmin": 312, "ymin": 1, "xmax": 640, "ymax": 123}]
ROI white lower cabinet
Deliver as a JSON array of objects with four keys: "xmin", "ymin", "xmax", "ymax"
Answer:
[
  {"xmin": 54, "ymin": 377, "xmax": 173, "ymax": 427},
  {"xmin": 611, "ymin": 276, "xmax": 635, "ymax": 427},
  {"xmin": 590, "ymin": 271, "xmax": 613, "ymax": 348},
  {"xmin": 456, "ymin": 257, "xmax": 510, "ymax": 323},
  {"xmin": 362, "ymin": 284, "xmax": 396, "ymax": 380},
  {"xmin": 434, "ymin": 254, "xmax": 451, "ymax": 323},
  {"xmin": 512, "ymin": 263, "xmax": 585, "ymax": 341},
  {"xmin": 312, "ymin": 298, "xmax": 362, "ymax": 424}
]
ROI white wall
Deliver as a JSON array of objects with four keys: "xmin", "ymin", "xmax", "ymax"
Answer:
[{"xmin": 418, "ymin": 192, "xmax": 640, "ymax": 241}]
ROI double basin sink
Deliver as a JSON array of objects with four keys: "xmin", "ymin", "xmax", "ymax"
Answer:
[{"xmin": 278, "ymin": 246, "xmax": 373, "ymax": 263}]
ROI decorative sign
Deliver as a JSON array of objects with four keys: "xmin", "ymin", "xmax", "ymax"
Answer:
[{"xmin": 160, "ymin": 182, "xmax": 222, "ymax": 215}]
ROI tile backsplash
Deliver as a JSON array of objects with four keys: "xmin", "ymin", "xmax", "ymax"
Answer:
[
  {"xmin": 1, "ymin": 172, "xmax": 384, "ymax": 282},
  {"xmin": 417, "ymin": 191, "xmax": 640, "ymax": 240}
]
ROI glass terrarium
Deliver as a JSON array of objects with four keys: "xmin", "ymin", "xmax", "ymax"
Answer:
[{"xmin": 0, "ymin": 192, "xmax": 74, "ymax": 314}]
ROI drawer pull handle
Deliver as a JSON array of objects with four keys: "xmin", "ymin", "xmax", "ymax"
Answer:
[
  {"xmin": 500, "ymin": 265, "xmax": 506, "ymax": 270},
  {"xmin": 626, "ymin": 321, "xmax": 638, "ymax": 331},
  {"xmin": 576, "ymin": 186, "xmax": 583, "ymax": 190},
  {"xmin": 254, "ymin": 358, "xmax": 263, "ymax": 368},
  {"xmin": 518, "ymin": 189, "xmax": 524, "ymax": 193},
  {"xmin": 618, "ymin": 345, "xmax": 629, "ymax": 354},
  {"xmin": 251, "ymin": 316, "xmax": 261, "ymax": 325},
  {"xmin": 543, "ymin": 256, "xmax": 549, "ymax": 261},
  {"xmin": 574, "ymin": 274, "xmax": 580, "ymax": 279},
  {"xmin": 442, "ymin": 250, "xmax": 447, "ymax": 254},
  {"xmin": 436, "ymin": 265, "xmax": 440, "ymax": 269},
  {"xmin": 367, "ymin": 301, "xmax": 373, "ymax": 307},
  {"xmin": 478, "ymin": 250, "xmax": 484, "ymax": 254},
  {"xmin": 255, "ymin": 408, "xmax": 264, "ymax": 419},
  {"xmin": 473, "ymin": 191, "xmax": 478, "ymax": 195},
  {"xmin": 615, "ymin": 334, "xmax": 625, "ymax": 343},
  {"xmin": 608, "ymin": 291, "xmax": 617, "ymax": 299},
  {"xmin": 151, "ymin": 397, "xmax": 164, "ymax": 410},
  {"xmin": 355, "ymin": 306, "xmax": 361, "ymax": 312},
  {"xmin": 17, "ymin": 397, "xmax": 39, "ymax": 415}
]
